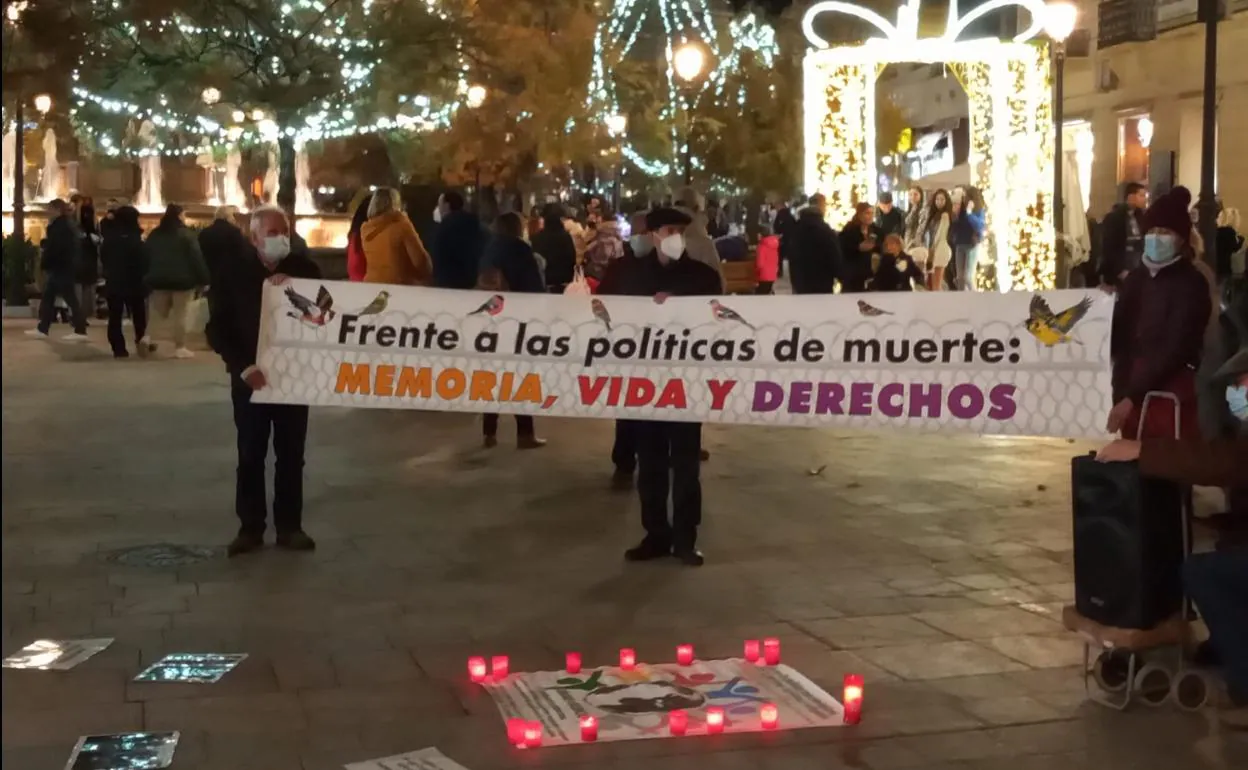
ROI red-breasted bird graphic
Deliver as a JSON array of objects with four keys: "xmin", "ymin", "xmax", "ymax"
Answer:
[
  {"xmin": 468, "ymin": 294, "xmax": 505, "ymax": 317},
  {"xmin": 857, "ymin": 299, "xmax": 892, "ymax": 316},
  {"xmin": 709, "ymin": 299, "xmax": 756, "ymax": 331},
  {"xmin": 591, "ymin": 298, "xmax": 613, "ymax": 331},
  {"xmin": 284, "ymin": 285, "xmax": 335, "ymax": 327}
]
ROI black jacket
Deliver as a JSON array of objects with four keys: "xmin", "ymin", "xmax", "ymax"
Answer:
[
  {"xmin": 787, "ymin": 208, "xmax": 842, "ymax": 294},
  {"xmin": 532, "ymin": 218, "xmax": 578, "ymax": 288},
  {"xmin": 100, "ymin": 230, "xmax": 149, "ymax": 295},
  {"xmin": 1100, "ymin": 203, "xmax": 1145, "ymax": 285},
  {"xmin": 596, "ymin": 251, "xmax": 721, "ymax": 298},
  {"xmin": 432, "ymin": 210, "xmax": 486, "ymax": 289},
  {"xmin": 40, "ymin": 215, "xmax": 79, "ymax": 276},
  {"xmin": 75, "ymin": 212, "xmax": 100, "ymax": 285},
  {"xmin": 207, "ymin": 248, "xmax": 321, "ymax": 376},
  {"xmin": 875, "ymin": 207, "xmax": 905, "ymax": 237},
  {"xmin": 198, "ymin": 219, "xmax": 249, "ymax": 285},
  {"xmin": 482, "ymin": 235, "xmax": 545, "ymax": 294},
  {"xmin": 839, "ymin": 221, "xmax": 882, "ymax": 293},
  {"xmin": 871, "ymin": 252, "xmax": 924, "ymax": 291}
]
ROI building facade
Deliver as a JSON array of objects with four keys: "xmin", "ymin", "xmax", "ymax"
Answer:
[{"xmin": 1062, "ymin": 0, "xmax": 1248, "ymax": 217}]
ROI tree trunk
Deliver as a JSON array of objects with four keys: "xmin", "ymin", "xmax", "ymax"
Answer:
[{"xmin": 276, "ymin": 134, "xmax": 296, "ymax": 215}]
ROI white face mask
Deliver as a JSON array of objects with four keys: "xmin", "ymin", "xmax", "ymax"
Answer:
[
  {"xmin": 630, "ymin": 234, "xmax": 653, "ymax": 257},
  {"xmin": 659, "ymin": 233, "xmax": 685, "ymax": 260},
  {"xmin": 432, "ymin": 206, "xmax": 443, "ymax": 224},
  {"xmin": 259, "ymin": 235, "xmax": 290, "ymax": 265},
  {"xmin": 1227, "ymin": 384, "xmax": 1248, "ymax": 421}
]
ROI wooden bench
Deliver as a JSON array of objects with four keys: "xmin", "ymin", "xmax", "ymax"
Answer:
[{"xmin": 722, "ymin": 258, "xmax": 758, "ymax": 295}]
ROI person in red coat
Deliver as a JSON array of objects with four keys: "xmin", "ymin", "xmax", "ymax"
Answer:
[
  {"xmin": 345, "ymin": 193, "xmax": 373, "ymax": 282},
  {"xmin": 1107, "ymin": 188, "xmax": 1212, "ymax": 440}
]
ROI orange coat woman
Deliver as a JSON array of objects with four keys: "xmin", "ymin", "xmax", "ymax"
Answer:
[{"xmin": 361, "ymin": 187, "xmax": 432, "ymax": 286}]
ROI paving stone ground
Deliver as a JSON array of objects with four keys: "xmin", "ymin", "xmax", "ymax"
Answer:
[{"xmin": 3, "ymin": 322, "xmax": 1246, "ymax": 770}]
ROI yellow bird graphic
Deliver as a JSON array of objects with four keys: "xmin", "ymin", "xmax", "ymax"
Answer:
[{"xmin": 1024, "ymin": 294, "xmax": 1093, "ymax": 347}]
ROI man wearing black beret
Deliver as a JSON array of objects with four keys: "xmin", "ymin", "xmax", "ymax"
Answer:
[{"xmin": 598, "ymin": 206, "xmax": 722, "ymax": 566}]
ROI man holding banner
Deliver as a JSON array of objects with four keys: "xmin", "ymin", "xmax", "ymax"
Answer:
[{"xmin": 600, "ymin": 207, "xmax": 722, "ymax": 567}]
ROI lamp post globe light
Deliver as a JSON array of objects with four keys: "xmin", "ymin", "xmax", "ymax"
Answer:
[
  {"xmin": 466, "ymin": 85, "xmax": 487, "ymax": 109},
  {"xmin": 201, "ymin": 86, "xmax": 221, "ymax": 106},
  {"xmin": 606, "ymin": 113, "xmax": 628, "ymax": 137},
  {"xmin": 673, "ymin": 42, "xmax": 707, "ymax": 185},
  {"xmin": 33, "ymin": 93, "xmax": 51, "ymax": 115},
  {"xmin": 1044, "ymin": 1, "xmax": 1077, "ymax": 288}
]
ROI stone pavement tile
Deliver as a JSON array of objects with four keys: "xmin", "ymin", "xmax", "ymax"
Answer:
[
  {"xmin": 912, "ymin": 607, "xmax": 1063, "ymax": 640},
  {"xmin": 981, "ymin": 635, "xmax": 1085, "ymax": 669},
  {"xmin": 948, "ymin": 573, "xmax": 1032, "ymax": 591},
  {"xmin": 795, "ymin": 615, "xmax": 954, "ymax": 650},
  {"xmin": 2, "ymin": 745, "xmax": 77, "ymax": 770},
  {"xmin": 272, "ymin": 652, "xmax": 337, "ymax": 690},
  {"xmin": 959, "ymin": 695, "xmax": 1068, "ymax": 726},
  {"xmin": 857, "ymin": 641, "xmax": 1028, "ymax": 681},
  {"xmin": 2, "ymin": 667, "xmax": 127, "ymax": 710},
  {"xmin": 1, "ymin": 701, "xmax": 143, "ymax": 748},
  {"xmin": 144, "ymin": 692, "xmax": 307, "ymax": 735},
  {"xmin": 300, "ymin": 682, "xmax": 461, "ymax": 728},
  {"xmin": 330, "ymin": 647, "xmax": 422, "ymax": 686},
  {"xmin": 961, "ymin": 751, "xmax": 1091, "ymax": 770}
]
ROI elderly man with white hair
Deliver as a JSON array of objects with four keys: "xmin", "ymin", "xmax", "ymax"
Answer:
[{"xmin": 207, "ymin": 205, "xmax": 322, "ymax": 557}]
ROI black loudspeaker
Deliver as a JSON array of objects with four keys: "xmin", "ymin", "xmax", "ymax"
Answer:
[{"xmin": 1071, "ymin": 454, "xmax": 1185, "ymax": 630}]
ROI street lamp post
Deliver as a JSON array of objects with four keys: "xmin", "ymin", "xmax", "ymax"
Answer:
[
  {"xmin": 606, "ymin": 113, "xmax": 627, "ymax": 210},
  {"xmin": 673, "ymin": 42, "xmax": 706, "ymax": 187},
  {"xmin": 1196, "ymin": 0, "xmax": 1221, "ymax": 275},
  {"xmin": 1044, "ymin": 2, "xmax": 1077, "ymax": 288}
]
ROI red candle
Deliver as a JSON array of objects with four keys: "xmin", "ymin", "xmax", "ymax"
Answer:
[
  {"xmin": 579, "ymin": 714, "xmax": 598, "ymax": 742},
  {"xmin": 842, "ymin": 674, "xmax": 864, "ymax": 725},
  {"xmin": 565, "ymin": 651, "xmax": 582, "ymax": 674},
  {"xmin": 759, "ymin": 702, "xmax": 779, "ymax": 730},
  {"xmin": 743, "ymin": 639, "xmax": 761, "ymax": 663},
  {"xmin": 668, "ymin": 709, "xmax": 688, "ymax": 736},
  {"xmin": 619, "ymin": 648, "xmax": 636, "ymax": 670},
  {"xmin": 706, "ymin": 706, "xmax": 726, "ymax": 734},
  {"xmin": 676, "ymin": 644, "xmax": 694, "ymax": 666},
  {"xmin": 506, "ymin": 718, "xmax": 526, "ymax": 746},
  {"xmin": 763, "ymin": 637, "xmax": 781, "ymax": 665},
  {"xmin": 523, "ymin": 721, "xmax": 543, "ymax": 748},
  {"xmin": 491, "ymin": 655, "xmax": 509, "ymax": 680},
  {"xmin": 468, "ymin": 656, "xmax": 487, "ymax": 683}
]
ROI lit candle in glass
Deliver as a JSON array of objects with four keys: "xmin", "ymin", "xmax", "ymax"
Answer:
[
  {"xmin": 706, "ymin": 706, "xmax": 726, "ymax": 734},
  {"xmin": 468, "ymin": 656, "xmax": 487, "ymax": 683},
  {"xmin": 491, "ymin": 655, "xmax": 509, "ymax": 680},
  {"xmin": 579, "ymin": 714, "xmax": 598, "ymax": 742},
  {"xmin": 523, "ymin": 721, "xmax": 543, "ymax": 748},
  {"xmin": 565, "ymin": 651, "xmax": 582, "ymax": 674},
  {"xmin": 669, "ymin": 709, "xmax": 688, "ymax": 736},
  {"xmin": 619, "ymin": 648, "xmax": 636, "ymax": 670},
  {"xmin": 744, "ymin": 639, "xmax": 761, "ymax": 663},
  {"xmin": 843, "ymin": 673, "xmax": 864, "ymax": 724},
  {"xmin": 676, "ymin": 644, "xmax": 694, "ymax": 666},
  {"xmin": 763, "ymin": 637, "xmax": 781, "ymax": 665},
  {"xmin": 760, "ymin": 702, "xmax": 779, "ymax": 730}
]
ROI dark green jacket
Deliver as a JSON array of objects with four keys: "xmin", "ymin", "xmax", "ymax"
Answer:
[{"xmin": 145, "ymin": 225, "xmax": 209, "ymax": 291}]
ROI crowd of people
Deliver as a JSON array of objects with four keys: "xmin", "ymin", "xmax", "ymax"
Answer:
[{"xmin": 19, "ymin": 178, "xmax": 1246, "ymax": 726}]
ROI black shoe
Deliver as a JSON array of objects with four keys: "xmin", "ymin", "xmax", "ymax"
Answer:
[
  {"xmin": 625, "ymin": 539, "xmax": 671, "ymax": 562},
  {"xmin": 700, "ymin": 449, "xmax": 710, "ymax": 462},
  {"xmin": 275, "ymin": 530, "xmax": 316, "ymax": 551},
  {"xmin": 518, "ymin": 436, "xmax": 547, "ymax": 450},
  {"xmin": 483, "ymin": 435, "xmax": 498, "ymax": 449},
  {"xmin": 674, "ymin": 549, "xmax": 705, "ymax": 567},
  {"xmin": 611, "ymin": 469, "xmax": 634, "ymax": 491},
  {"xmin": 227, "ymin": 532, "xmax": 264, "ymax": 557},
  {"xmin": 113, "ymin": 350, "xmax": 130, "ymax": 359}
]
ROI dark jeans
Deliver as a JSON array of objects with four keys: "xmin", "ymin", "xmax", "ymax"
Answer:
[
  {"xmin": 106, "ymin": 291, "xmax": 148, "ymax": 355},
  {"xmin": 483, "ymin": 413, "xmax": 534, "ymax": 438},
  {"xmin": 613, "ymin": 420, "xmax": 637, "ymax": 473},
  {"xmin": 635, "ymin": 420, "xmax": 703, "ymax": 552},
  {"xmin": 1185, "ymin": 547, "xmax": 1248, "ymax": 703},
  {"xmin": 231, "ymin": 381, "xmax": 309, "ymax": 536},
  {"xmin": 36, "ymin": 273, "xmax": 87, "ymax": 334}
]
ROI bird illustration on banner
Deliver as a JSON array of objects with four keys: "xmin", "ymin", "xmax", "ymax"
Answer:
[
  {"xmin": 709, "ymin": 299, "xmax": 756, "ymax": 331},
  {"xmin": 356, "ymin": 290, "xmax": 390, "ymax": 316},
  {"xmin": 591, "ymin": 298, "xmax": 613, "ymax": 331},
  {"xmin": 1024, "ymin": 294, "xmax": 1092, "ymax": 346},
  {"xmin": 284, "ymin": 285, "xmax": 335, "ymax": 327},
  {"xmin": 468, "ymin": 294, "xmax": 505, "ymax": 317},
  {"xmin": 857, "ymin": 299, "xmax": 892, "ymax": 316}
]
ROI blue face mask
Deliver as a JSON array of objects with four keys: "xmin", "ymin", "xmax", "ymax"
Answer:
[
  {"xmin": 1143, "ymin": 233, "xmax": 1180, "ymax": 267},
  {"xmin": 1228, "ymin": 385, "xmax": 1248, "ymax": 421}
]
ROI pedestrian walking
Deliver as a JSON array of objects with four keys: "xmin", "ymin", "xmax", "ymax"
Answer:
[
  {"xmin": 1099, "ymin": 182, "xmax": 1148, "ymax": 288},
  {"xmin": 145, "ymin": 204, "xmax": 209, "ymax": 359},
  {"xmin": 100, "ymin": 206, "xmax": 150, "ymax": 358},
  {"xmin": 362, "ymin": 187, "xmax": 432, "ymax": 286},
  {"xmin": 786, "ymin": 193, "xmax": 842, "ymax": 294},
  {"xmin": 207, "ymin": 205, "xmax": 322, "ymax": 557},
  {"xmin": 26, "ymin": 199, "xmax": 89, "ymax": 341},
  {"xmin": 597, "ymin": 206, "xmax": 721, "ymax": 566},
  {"xmin": 531, "ymin": 202, "xmax": 577, "ymax": 293},
  {"xmin": 198, "ymin": 205, "xmax": 248, "ymax": 286},
  {"xmin": 72, "ymin": 195, "xmax": 101, "ymax": 321}
]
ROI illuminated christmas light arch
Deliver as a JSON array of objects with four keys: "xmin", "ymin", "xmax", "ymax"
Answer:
[{"xmin": 802, "ymin": 0, "xmax": 1056, "ymax": 291}]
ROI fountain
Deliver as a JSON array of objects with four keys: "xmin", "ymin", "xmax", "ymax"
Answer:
[
  {"xmin": 37, "ymin": 128, "xmax": 60, "ymax": 201},
  {"xmin": 294, "ymin": 141, "xmax": 315, "ymax": 215},
  {"xmin": 263, "ymin": 145, "xmax": 279, "ymax": 205},
  {"xmin": 223, "ymin": 146, "xmax": 246, "ymax": 208},
  {"xmin": 2, "ymin": 126, "xmax": 14, "ymax": 210},
  {"xmin": 133, "ymin": 120, "xmax": 163, "ymax": 212}
]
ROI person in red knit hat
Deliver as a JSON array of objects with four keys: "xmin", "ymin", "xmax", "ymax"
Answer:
[{"xmin": 1107, "ymin": 187, "xmax": 1213, "ymax": 439}]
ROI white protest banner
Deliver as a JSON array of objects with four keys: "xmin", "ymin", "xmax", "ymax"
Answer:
[{"xmin": 253, "ymin": 281, "xmax": 1113, "ymax": 438}]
